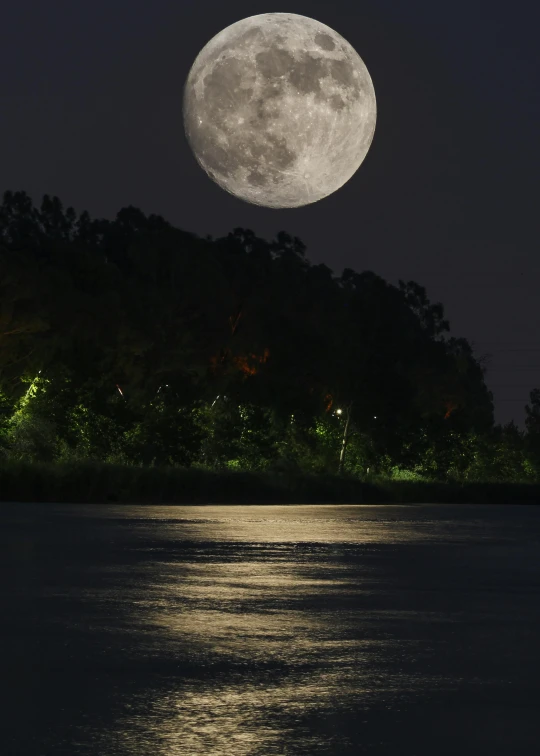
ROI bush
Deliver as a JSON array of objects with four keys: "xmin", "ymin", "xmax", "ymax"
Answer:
[{"xmin": 1, "ymin": 459, "xmax": 540, "ymax": 505}]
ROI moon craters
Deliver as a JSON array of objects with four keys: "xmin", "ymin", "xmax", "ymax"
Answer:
[
  {"xmin": 314, "ymin": 32, "xmax": 336, "ymax": 51},
  {"xmin": 184, "ymin": 13, "xmax": 376, "ymax": 208}
]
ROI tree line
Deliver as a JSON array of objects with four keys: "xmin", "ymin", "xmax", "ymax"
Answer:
[{"xmin": 1, "ymin": 189, "xmax": 539, "ymax": 482}]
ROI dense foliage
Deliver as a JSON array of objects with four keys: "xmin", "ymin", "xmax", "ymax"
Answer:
[{"xmin": 1, "ymin": 190, "xmax": 539, "ymax": 483}]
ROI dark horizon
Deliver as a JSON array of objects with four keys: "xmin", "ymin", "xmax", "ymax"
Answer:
[{"xmin": 1, "ymin": 0, "xmax": 539, "ymax": 426}]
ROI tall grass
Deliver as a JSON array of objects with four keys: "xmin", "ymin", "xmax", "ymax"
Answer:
[{"xmin": 1, "ymin": 459, "xmax": 540, "ymax": 504}]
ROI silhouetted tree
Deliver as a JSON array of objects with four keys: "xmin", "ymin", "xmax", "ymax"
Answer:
[{"xmin": 0, "ymin": 190, "xmax": 522, "ymax": 481}]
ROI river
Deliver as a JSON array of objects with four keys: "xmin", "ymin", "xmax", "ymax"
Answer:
[{"xmin": 1, "ymin": 503, "xmax": 540, "ymax": 754}]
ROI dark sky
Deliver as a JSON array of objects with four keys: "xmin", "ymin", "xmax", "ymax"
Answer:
[{"xmin": 1, "ymin": 0, "xmax": 539, "ymax": 426}]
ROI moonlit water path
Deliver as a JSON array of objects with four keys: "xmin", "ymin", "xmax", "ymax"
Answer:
[{"xmin": 2, "ymin": 504, "xmax": 540, "ymax": 754}]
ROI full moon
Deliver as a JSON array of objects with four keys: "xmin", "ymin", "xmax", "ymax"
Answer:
[{"xmin": 183, "ymin": 13, "xmax": 376, "ymax": 208}]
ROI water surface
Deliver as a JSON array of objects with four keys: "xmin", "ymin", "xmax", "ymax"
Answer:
[{"xmin": 2, "ymin": 503, "xmax": 540, "ymax": 754}]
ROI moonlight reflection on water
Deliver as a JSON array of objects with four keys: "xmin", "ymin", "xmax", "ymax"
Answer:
[{"xmin": 2, "ymin": 504, "xmax": 540, "ymax": 755}]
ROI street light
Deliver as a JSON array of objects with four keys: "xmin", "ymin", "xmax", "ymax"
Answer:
[{"xmin": 336, "ymin": 408, "xmax": 343, "ymax": 415}]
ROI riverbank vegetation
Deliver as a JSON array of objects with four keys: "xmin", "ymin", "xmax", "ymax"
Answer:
[
  {"xmin": 1, "ymin": 191, "xmax": 540, "ymax": 503},
  {"xmin": 2, "ymin": 459, "xmax": 540, "ymax": 504}
]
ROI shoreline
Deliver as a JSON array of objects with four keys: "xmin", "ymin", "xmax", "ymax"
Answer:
[{"xmin": 1, "ymin": 460, "xmax": 539, "ymax": 505}]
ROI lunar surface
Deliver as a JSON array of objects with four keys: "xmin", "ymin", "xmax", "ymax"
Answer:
[{"xmin": 183, "ymin": 13, "xmax": 377, "ymax": 208}]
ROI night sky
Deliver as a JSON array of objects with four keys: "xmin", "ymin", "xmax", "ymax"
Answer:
[{"xmin": 1, "ymin": 0, "xmax": 538, "ymax": 426}]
